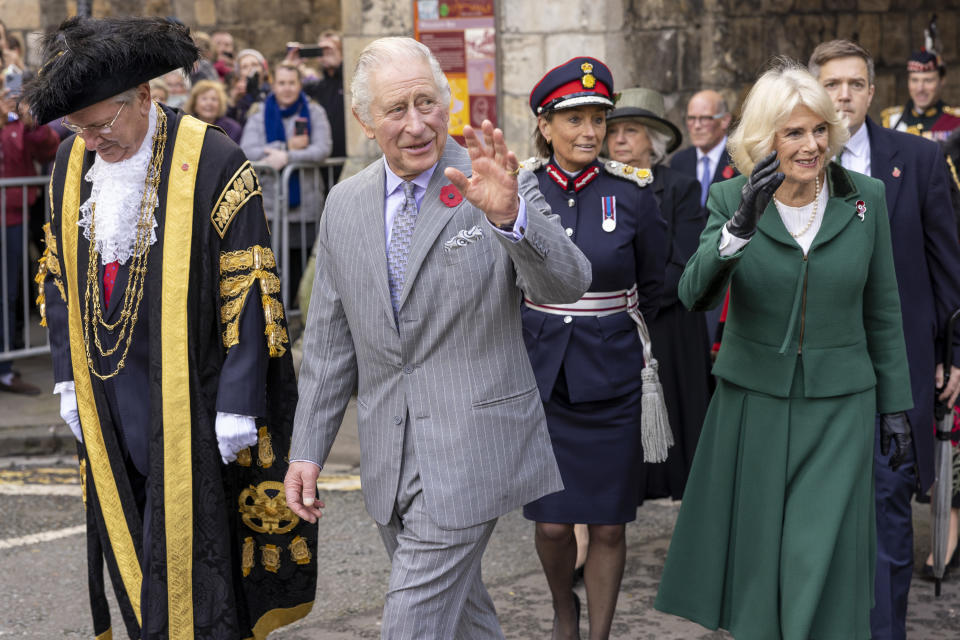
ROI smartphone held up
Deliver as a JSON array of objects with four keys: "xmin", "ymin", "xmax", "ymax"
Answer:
[{"xmin": 286, "ymin": 42, "xmax": 327, "ymax": 58}]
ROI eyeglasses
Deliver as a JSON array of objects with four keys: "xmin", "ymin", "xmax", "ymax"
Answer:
[
  {"xmin": 61, "ymin": 102, "xmax": 125, "ymax": 135},
  {"xmin": 685, "ymin": 113, "xmax": 725, "ymax": 126}
]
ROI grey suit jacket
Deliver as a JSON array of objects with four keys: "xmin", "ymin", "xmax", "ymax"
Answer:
[{"xmin": 291, "ymin": 137, "xmax": 592, "ymax": 529}]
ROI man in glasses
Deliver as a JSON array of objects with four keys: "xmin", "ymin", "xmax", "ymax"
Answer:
[
  {"xmin": 25, "ymin": 16, "xmax": 315, "ymax": 639},
  {"xmin": 669, "ymin": 89, "xmax": 736, "ymax": 348},
  {"xmin": 669, "ymin": 90, "xmax": 735, "ymax": 206}
]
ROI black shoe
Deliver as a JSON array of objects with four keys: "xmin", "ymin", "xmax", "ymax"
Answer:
[
  {"xmin": 921, "ymin": 546, "xmax": 959, "ymax": 579},
  {"xmin": 572, "ymin": 565, "xmax": 584, "ymax": 586}
]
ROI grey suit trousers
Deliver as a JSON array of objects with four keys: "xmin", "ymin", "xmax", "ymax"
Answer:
[{"xmin": 378, "ymin": 417, "xmax": 503, "ymax": 640}]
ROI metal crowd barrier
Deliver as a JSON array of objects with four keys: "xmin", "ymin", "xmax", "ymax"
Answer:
[
  {"xmin": 0, "ymin": 158, "xmax": 344, "ymax": 363},
  {"xmin": 0, "ymin": 175, "xmax": 52, "ymax": 363},
  {"xmin": 252, "ymin": 157, "xmax": 345, "ymax": 316}
]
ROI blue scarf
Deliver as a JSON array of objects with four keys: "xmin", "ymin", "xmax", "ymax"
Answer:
[{"xmin": 264, "ymin": 92, "xmax": 311, "ymax": 208}]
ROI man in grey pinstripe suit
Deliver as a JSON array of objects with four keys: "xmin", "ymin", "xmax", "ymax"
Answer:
[{"xmin": 284, "ymin": 38, "xmax": 591, "ymax": 638}]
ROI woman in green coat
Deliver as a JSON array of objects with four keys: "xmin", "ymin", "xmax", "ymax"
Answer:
[{"xmin": 654, "ymin": 61, "xmax": 913, "ymax": 639}]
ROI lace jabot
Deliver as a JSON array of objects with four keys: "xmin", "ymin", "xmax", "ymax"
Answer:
[{"xmin": 79, "ymin": 102, "xmax": 159, "ymax": 265}]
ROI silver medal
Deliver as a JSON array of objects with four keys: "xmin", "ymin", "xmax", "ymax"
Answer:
[{"xmin": 602, "ymin": 218, "xmax": 616, "ymax": 232}]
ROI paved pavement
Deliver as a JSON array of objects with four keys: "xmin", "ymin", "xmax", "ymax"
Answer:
[{"xmin": 1, "ymin": 353, "xmax": 959, "ymax": 638}]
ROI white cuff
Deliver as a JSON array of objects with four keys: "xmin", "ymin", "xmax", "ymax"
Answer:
[
  {"xmin": 719, "ymin": 223, "xmax": 751, "ymax": 257},
  {"xmin": 215, "ymin": 413, "xmax": 259, "ymax": 464},
  {"xmin": 53, "ymin": 380, "xmax": 76, "ymax": 395}
]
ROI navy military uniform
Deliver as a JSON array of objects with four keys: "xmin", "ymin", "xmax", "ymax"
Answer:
[
  {"xmin": 520, "ymin": 57, "xmax": 668, "ymax": 524},
  {"xmin": 882, "ymin": 49, "xmax": 960, "ymax": 143}
]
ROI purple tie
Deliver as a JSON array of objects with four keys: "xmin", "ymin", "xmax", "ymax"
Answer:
[{"xmin": 387, "ymin": 181, "xmax": 418, "ymax": 318}]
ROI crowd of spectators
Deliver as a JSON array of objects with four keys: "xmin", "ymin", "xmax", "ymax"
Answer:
[{"xmin": 0, "ymin": 25, "xmax": 345, "ymax": 394}]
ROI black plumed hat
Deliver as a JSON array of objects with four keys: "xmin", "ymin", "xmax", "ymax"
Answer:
[{"xmin": 23, "ymin": 16, "xmax": 199, "ymax": 124}]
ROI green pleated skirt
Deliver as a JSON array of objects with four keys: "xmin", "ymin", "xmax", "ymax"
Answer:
[{"xmin": 654, "ymin": 364, "xmax": 876, "ymax": 640}]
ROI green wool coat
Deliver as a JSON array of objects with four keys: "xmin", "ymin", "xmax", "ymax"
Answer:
[
  {"xmin": 655, "ymin": 162, "xmax": 913, "ymax": 640},
  {"xmin": 681, "ymin": 162, "xmax": 912, "ymax": 409}
]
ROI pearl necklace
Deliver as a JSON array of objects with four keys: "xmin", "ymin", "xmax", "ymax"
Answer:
[{"xmin": 775, "ymin": 175, "xmax": 820, "ymax": 238}]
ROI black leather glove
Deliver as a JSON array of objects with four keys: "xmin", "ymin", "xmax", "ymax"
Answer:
[
  {"xmin": 726, "ymin": 150, "xmax": 785, "ymax": 239},
  {"xmin": 880, "ymin": 412, "xmax": 912, "ymax": 471}
]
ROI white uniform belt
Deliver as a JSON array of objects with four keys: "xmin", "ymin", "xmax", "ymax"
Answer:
[
  {"xmin": 524, "ymin": 284, "xmax": 654, "ymax": 365},
  {"xmin": 523, "ymin": 285, "xmax": 639, "ymax": 317}
]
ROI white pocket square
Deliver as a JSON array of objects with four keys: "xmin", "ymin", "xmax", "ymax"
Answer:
[{"xmin": 443, "ymin": 225, "xmax": 484, "ymax": 252}]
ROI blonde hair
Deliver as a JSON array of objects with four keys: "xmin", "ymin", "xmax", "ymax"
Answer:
[
  {"xmin": 184, "ymin": 80, "xmax": 228, "ymax": 119},
  {"xmin": 728, "ymin": 58, "xmax": 848, "ymax": 175}
]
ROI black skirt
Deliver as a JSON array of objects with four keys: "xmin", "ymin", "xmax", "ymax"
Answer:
[
  {"xmin": 524, "ymin": 369, "xmax": 642, "ymax": 524},
  {"xmin": 639, "ymin": 301, "xmax": 712, "ymax": 501}
]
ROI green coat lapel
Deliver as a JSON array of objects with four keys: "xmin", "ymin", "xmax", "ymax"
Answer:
[
  {"xmin": 811, "ymin": 162, "xmax": 861, "ymax": 251},
  {"xmin": 755, "ymin": 199, "xmax": 795, "ymax": 248}
]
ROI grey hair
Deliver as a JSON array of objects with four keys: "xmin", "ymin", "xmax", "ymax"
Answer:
[
  {"xmin": 646, "ymin": 126, "xmax": 671, "ymax": 166},
  {"xmin": 351, "ymin": 37, "xmax": 450, "ymax": 125},
  {"xmin": 115, "ymin": 87, "xmax": 139, "ymax": 103}
]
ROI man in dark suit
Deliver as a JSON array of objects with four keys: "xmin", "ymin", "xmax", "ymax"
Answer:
[
  {"xmin": 810, "ymin": 39, "xmax": 960, "ymax": 640},
  {"xmin": 669, "ymin": 90, "xmax": 735, "ymax": 206},
  {"xmin": 669, "ymin": 89, "xmax": 735, "ymax": 346}
]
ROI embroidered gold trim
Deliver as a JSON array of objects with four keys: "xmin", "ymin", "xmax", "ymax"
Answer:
[
  {"xmin": 218, "ymin": 245, "xmax": 288, "ymax": 357},
  {"xmin": 247, "ymin": 602, "xmax": 314, "ymax": 640},
  {"xmin": 163, "ymin": 113, "xmax": 206, "ymax": 640},
  {"xmin": 239, "ymin": 481, "xmax": 299, "ymax": 534},
  {"xmin": 63, "ymin": 135, "xmax": 143, "ymax": 624},
  {"xmin": 95, "ymin": 628, "xmax": 113, "ymax": 640},
  {"xmin": 947, "ymin": 155, "xmax": 960, "ymax": 198},
  {"xmin": 79, "ymin": 458, "xmax": 87, "ymax": 505},
  {"xmin": 257, "ymin": 426, "xmax": 274, "ymax": 468},
  {"xmin": 289, "ymin": 535, "xmax": 311, "ymax": 565},
  {"xmin": 236, "ymin": 447, "xmax": 252, "ymax": 467},
  {"xmin": 211, "ymin": 161, "xmax": 262, "ymax": 239},
  {"xmin": 220, "ymin": 245, "xmax": 277, "ymax": 272},
  {"xmin": 261, "ymin": 543, "xmax": 281, "ymax": 573},
  {"xmin": 242, "ymin": 536, "xmax": 255, "ymax": 577},
  {"xmin": 35, "ymin": 223, "xmax": 66, "ymax": 327}
]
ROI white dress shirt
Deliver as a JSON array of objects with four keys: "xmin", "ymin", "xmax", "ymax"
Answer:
[
  {"xmin": 696, "ymin": 136, "xmax": 729, "ymax": 182},
  {"xmin": 840, "ymin": 123, "xmax": 871, "ymax": 177}
]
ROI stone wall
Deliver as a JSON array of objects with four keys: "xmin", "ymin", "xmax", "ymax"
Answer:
[
  {"xmin": 499, "ymin": 0, "xmax": 960, "ymax": 159},
  {"xmin": 620, "ymin": 0, "xmax": 960, "ymax": 156},
  {"xmin": 8, "ymin": 0, "xmax": 340, "ymax": 69},
  {"xmin": 5, "ymin": 1, "xmax": 958, "ymax": 163}
]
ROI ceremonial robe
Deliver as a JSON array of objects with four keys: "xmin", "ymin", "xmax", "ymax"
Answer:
[{"xmin": 38, "ymin": 106, "xmax": 316, "ymax": 640}]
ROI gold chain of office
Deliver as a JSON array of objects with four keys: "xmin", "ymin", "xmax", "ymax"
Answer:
[{"xmin": 82, "ymin": 107, "xmax": 168, "ymax": 380}]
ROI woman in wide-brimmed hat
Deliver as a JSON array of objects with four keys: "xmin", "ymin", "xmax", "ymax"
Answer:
[{"xmin": 605, "ymin": 88, "xmax": 712, "ymax": 503}]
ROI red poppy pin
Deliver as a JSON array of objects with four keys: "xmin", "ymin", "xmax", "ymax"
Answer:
[
  {"xmin": 440, "ymin": 184, "xmax": 463, "ymax": 207},
  {"xmin": 892, "ymin": 167, "xmax": 901, "ymax": 178},
  {"xmin": 722, "ymin": 165, "xmax": 735, "ymax": 179},
  {"xmin": 856, "ymin": 200, "xmax": 866, "ymax": 221}
]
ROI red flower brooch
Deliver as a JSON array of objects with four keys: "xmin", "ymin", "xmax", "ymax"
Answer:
[
  {"xmin": 440, "ymin": 184, "xmax": 463, "ymax": 207},
  {"xmin": 856, "ymin": 200, "xmax": 866, "ymax": 221},
  {"xmin": 722, "ymin": 165, "xmax": 735, "ymax": 179}
]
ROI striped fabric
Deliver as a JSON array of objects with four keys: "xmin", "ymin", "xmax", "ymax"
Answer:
[{"xmin": 290, "ymin": 136, "xmax": 592, "ymax": 530}]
